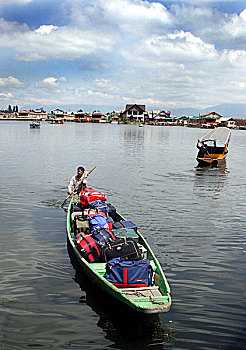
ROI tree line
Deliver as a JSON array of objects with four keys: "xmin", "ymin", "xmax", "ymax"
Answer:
[{"xmin": 0, "ymin": 105, "xmax": 19, "ymax": 113}]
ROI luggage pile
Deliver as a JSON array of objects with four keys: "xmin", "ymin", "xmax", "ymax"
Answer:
[{"xmin": 71, "ymin": 187, "xmax": 154, "ymax": 288}]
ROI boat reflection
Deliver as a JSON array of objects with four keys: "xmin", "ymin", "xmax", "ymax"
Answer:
[
  {"xmin": 67, "ymin": 242, "xmax": 176, "ymax": 348},
  {"xmin": 193, "ymin": 164, "xmax": 229, "ymax": 199}
]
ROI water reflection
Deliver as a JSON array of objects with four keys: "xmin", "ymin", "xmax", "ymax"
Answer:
[
  {"xmin": 67, "ymin": 243, "xmax": 176, "ymax": 349},
  {"xmin": 193, "ymin": 164, "xmax": 229, "ymax": 199}
]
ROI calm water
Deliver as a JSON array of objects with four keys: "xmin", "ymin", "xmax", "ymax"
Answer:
[{"xmin": 0, "ymin": 121, "xmax": 245, "ymax": 350}]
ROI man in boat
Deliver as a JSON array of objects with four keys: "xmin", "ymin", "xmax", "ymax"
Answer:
[
  {"xmin": 196, "ymin": 139, "xmax": 209, "ymax": 158},
  {"xmin": 68, "ymin": 166, "xmax": 88, "ymax": 201}
]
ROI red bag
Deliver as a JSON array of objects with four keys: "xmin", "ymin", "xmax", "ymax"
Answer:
[
  {"xmin": 76, "ymin": 234, "xmax": 101, "ymax": 262},
  {"xmin": 80, "ymin": 187, "xmax": 107, "ymax": 207}
]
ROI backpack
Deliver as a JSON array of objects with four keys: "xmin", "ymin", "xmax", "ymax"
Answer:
[{"xmin": 80, "ymin": 187, "xmax": 107, "ymax": 207}]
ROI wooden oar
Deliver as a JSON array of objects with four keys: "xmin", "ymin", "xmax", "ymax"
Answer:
[{"xmin": 61, "ymin": 165, "xmax": 96, "ymax": 207}]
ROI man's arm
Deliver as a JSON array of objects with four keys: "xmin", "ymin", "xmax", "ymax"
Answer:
[{"xmin": 68, "ymin": 176, "xmax": 75, "ymax": 194}]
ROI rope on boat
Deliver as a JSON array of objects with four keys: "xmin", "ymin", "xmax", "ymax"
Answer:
[{"xmin": 123, "ymin": 291, "xmax": 147, "ymax": 298}]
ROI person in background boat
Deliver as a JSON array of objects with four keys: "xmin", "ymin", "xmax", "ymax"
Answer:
[
  {"xmin": 68, "ymin": 166, "xmax": 88, "ymax": 201},
  {"xmin": 196, "ymin": 140, "xmax": 209, "ymax": 158}
]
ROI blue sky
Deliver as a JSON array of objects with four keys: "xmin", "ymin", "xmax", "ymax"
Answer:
[{"xmin": 0, "ymin": 0, "xmax": 246, "ymax": 113}]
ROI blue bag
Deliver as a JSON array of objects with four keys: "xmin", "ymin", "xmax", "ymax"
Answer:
[
  {"xmin": 106, "ymin": 203, "xmax": 116, "ymax": 221},
  {"xmin": 89, "ymin": 200, "xmax": 109, "ymax": 216},
  {"xmin": 91, "ymin": 227, "xmax": 116, "ymax": 246},
  {"xmin": 120, "ymin": 220, "xmax": 138, "ymax": 233},
  {"xmin": 105, "ymin": 258, "xmax": 153, "ymax": 288},
  {"xmin": 113, "ymin": 222, "xmax": 122, "ymax": 229},
  {"xmin": 71, "ymin": 202, "xmax": 82, "ymax": 212},
  {"xmin": 89, "ymin": 213, "xmax": 109, "ymax": 231}
]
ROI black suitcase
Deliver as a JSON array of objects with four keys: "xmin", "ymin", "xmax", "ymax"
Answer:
[
  {"xmin": 101, "ymin": 237, "xmax": 141, "ymax": 262},
  {"xmin": 106, "ymin": 203, "xmax": 116, "ymax": 221}
]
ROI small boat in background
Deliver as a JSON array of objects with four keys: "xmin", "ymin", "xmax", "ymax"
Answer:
[
  {"xmin": 48, "ymin": 119, "xmax": 64, "ymax": 124},
  {"xmin": 29, "ymin": 121, "xmax": 40, "ymax": 129},
  {"xmin": 196, "ymin": 127, "xmax": 231, "ymax": 167}
]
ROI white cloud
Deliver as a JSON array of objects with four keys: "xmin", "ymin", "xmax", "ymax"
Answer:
[
  {"xmin": 0, "ymin": 92, "xmax": 13, "ymax": 98},
  {"xmin": 92, "ymin": 79, "xmax": 117, "ymax": 91},
  {"xmin": 0, "ymin": 17, "xmax": 29, "ymax": 34},
  {"xmin": 87, "ymin": 89, "xmax": 109, "ymax": 97},
  {"xmin": 35, "ymin": 25, "xmax": 58, "ymax": 35},
  {"xmin": 170, "ymin": 4, "xmax": 246, "ymax": 50},
  {"xmin": 36, "ymin": 77, "xmax": 67, "ymax": 88},
  {"xmin": 0, "ymin": 76, "xmax": 24, "ymax": 87},
  {"xmin": 0, "ymin": 17, "xmax": 117, "ymax": 61},
  {"xmin": 92, "ymin": 79, "xmax": 110, "ymax": 88},
  {"xmin": 0, "ymin": 0, "xmax": 33, "ymax": 5},
  {"xmin": 102, "ymin": 0, "xmax": 171, "ymax": 36}
]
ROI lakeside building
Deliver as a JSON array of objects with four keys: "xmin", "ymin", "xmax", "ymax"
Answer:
[
  {"xmin": 73, "ymin": 110, "xmax": 106, "ymax": 123},
  {"xmin": 198, "ymin": 112, "xmax": 223, "ymax": 128},
  {"xmin": 74, "ymin": 109, "xmax": 91, "ymax": 123},
  {"xmin": 220, "ymin": 117, "xmax": 236, "ymax": 128},
  {"xmin": 8, "ymin": 109, "xmax": 47, "ymax": 120},
  {"xmin": 119, "ymin": 104, "xmax": 147, "ymax": 122},
  {"xmin": 147, "ymin": 110, "xmax": 176, "ymax": 125},
  {"xmin": 178, "ymin": 115, "xmax": 200, "ymax": 127},
  {"xmin": 91, "ymin": 110, "xmax": 105, "ymax": 123}
]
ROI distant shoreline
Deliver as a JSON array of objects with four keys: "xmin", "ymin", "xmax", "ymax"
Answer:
[{"xmin": 1, "ymin": 117, "xmax": 246, "ymax": 130}]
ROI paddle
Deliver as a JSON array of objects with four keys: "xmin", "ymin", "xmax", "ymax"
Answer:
[{"xmin": 61, "ymin": 165, "xmax": 96, "ymax": 208}]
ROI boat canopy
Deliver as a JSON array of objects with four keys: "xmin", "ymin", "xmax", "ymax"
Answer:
[{"xmin": 201, "ymin": 127, "xmax": 231, "ymax": 145}]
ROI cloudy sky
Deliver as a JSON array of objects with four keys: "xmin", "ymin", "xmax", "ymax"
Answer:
[{"xmin": 0, "ymin": 0, "xmax": 246, "ymax": 113}]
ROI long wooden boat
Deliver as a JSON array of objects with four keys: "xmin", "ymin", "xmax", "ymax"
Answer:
[
  {"xmin": 66, "ymin": 196, "xmax": 171, "ymax": 314},
  {"xmin": 196, "ymin": 127, "xmax": 231, "ymax": 167}
]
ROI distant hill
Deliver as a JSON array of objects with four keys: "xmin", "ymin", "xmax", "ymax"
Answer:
[{"xmin": 171, "ymin": 103, "xmax": 246, "ymax": 118}]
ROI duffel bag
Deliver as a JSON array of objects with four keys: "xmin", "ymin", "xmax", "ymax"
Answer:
[
  {"xmin": 80, "ymin": 187, "xmax": 107, "ymax": 207},
  {"xmin": 89, "ymin": 213, "xmax": 109, "ymax": 231},
  {"xmin": 101, "ymin": 237, "xmax": 141, "ymax": 262},
  {"xmin": 106, "ymin": 203, "xmax": 116, "ymax": 221},
  {"xmin": 89, "ymin": 200, "xmax": 109, "ymax": 216},
  {"xmin": 105, "ymin": 257, "xmax": 153, "ymax": 288},
  {"xmin": 71, "ymin": 202, "xmax": 83, "ymax": 212},
  {"xmin": 76, "ymin": 235, "xmax": 101, "ymax": 262},
  {"xmin": 91, "ymin": 227, "xmax": 116, "ymax": 246}
]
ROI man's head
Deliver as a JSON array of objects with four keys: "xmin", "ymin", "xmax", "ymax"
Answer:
[{"xmin": 77, "ymin": 166, "xmax": 85, "ymax": 178}]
